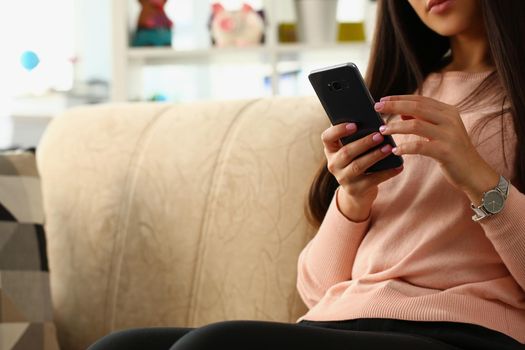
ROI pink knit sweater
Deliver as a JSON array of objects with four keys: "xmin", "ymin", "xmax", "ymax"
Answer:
[{"xmin": 297, "ymin": 71, "xmax": 525, "ymax": 343}]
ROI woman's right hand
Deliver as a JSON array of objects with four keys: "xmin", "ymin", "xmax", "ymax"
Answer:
[{"xmin": 322, "ymin": 122, "xmax": 403, "ymax": 222}]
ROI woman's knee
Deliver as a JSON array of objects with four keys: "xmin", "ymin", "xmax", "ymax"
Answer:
[
  {"xmin": 170, "ymin": 320, "xmax": 270, "ymax": 350},
  {"xmin": 88, "ymin": 327, "xmax": 191, "ymax": 350}
]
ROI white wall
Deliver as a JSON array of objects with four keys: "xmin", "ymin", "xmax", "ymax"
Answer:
[{"xmin": 74, "ymin": 0, "xmax": 112, "ymax": 83}]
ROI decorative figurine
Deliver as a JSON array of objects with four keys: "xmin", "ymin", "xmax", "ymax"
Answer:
[
  {"xmin": 209, "ymin": 3, "xmax": 265, "ymax": 47},
  {"xmin": 132, "ymin": 0, "xmax": 173, "ymax": 47}
]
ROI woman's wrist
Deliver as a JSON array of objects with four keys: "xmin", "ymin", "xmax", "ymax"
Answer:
[
  {"xmin": 463, "ymin": 165, "xmax": 500, "ymax": 206},
  {"xmin": 336, "ymin": 188, "xmax": 372, "ymax": 223}
]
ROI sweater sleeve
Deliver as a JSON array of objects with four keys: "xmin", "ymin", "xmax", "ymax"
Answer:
[
  {"xmin": 481, "ymin": 185, "xmax": 525, "ymax": 291},
  {"xmin": 297, "ymin": 188, "xmax": 370, "ymax": 308}
]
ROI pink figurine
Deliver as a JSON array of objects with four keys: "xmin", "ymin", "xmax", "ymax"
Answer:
[{"xmin": 210, "ymin": 3, "xmax": 265, "ymax": 47}]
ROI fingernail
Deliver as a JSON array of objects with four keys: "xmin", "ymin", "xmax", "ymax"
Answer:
[
  {"xmin": 374, "ymin": 101, "xmax": 385, "ymax": 111},
  {"xmin": 380, "ymin": 144, "xmax": 392, "ymax": 154},
  {"xmin": 380, "ymin": 96, "xmax": 390, "ymax": 102},
  {"xmin": 346, "ymin": 123, "xmax": 357, "ymax": 131},
  {"xmin": 372, "ymin": 133, "xmax": 383, "ymax": 143},
  {"xmin": 395, "ymin": 165, "xmax": 404, "ymax": 171},
  {"xmin": 379, "ymin": 125, "xmax": 387, "ymax": 133},
  {"xmin": 392, "ymin": 147, "xmax": 399, "ymax": 155}
]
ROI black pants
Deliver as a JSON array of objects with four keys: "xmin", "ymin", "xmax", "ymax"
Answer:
[{"xmin": 87, "ymin": 318, "xmax": 524, "ymax": 350}]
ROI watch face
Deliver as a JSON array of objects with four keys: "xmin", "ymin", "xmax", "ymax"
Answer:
[{"xmin": 483, "ymin": 190, "xmax": 505, "ymax": 214}]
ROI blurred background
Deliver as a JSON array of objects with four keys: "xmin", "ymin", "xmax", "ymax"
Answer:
[{"xmin": 0, "ymin": 0, "xmax": 377, "ymax": 149}]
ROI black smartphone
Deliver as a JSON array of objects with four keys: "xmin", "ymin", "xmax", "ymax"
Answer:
[{"xmin": 309, "ymin": 62, "xmax": 403, "ymax": 173}]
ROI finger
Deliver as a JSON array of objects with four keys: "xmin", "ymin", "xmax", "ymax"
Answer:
[
  {"xmin": 363, "ymin": 166, "xmax": 404, "ymax": 187},
  {"xmin": 381, "ymin": 95, "xmax": 457, "ymax": 124},
  {"xmin": 321, "ymin": 122, "xmax": 357, "ymax": 153},
  {"xmin": 392, "ymin": 140, "xmax": 441, "ymax": 159},
  {"xmin": 380, "ymin": 95, "xmax": 446, "ymax": 109},
  {"xmin": 343, "ymin": 166, "xmax": 403, "ymax": 197},
  {"xmin": 332, "ymin": 132, "xmax": 386, "ymax": 171},
  {"xmin": 380, "ymin": 119, "xmax": 441, "ymax": 140},
  {"xmin": 374, "ymin": 98, "xmax": 448, "ymax": 125},
  {"xmin": 338, "ymin": 142, "xmax": 394, "ymax": 180}
]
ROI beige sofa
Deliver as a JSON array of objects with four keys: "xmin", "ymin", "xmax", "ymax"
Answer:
[{"xmin": 36, "ymin": 96, "xmax": 329, "ymax": 350}]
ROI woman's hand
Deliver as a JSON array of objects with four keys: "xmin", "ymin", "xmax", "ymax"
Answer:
[
  {"xmin": 375, "ymin": 95, "xmax": 500, "ymax": 205},
  {"xmin": 322, "ymin": 123, "xmax": 403, "ymax": 222}
]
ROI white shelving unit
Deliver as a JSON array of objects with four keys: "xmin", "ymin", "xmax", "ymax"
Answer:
[{"xmin": 111, "ymin": 0, "xmax": 374, "ymax": 102}]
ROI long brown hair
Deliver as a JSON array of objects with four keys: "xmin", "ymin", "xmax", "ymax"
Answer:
[{"xmin": 306, "ymin": 0, "xmax": 525, "ymax": 228}]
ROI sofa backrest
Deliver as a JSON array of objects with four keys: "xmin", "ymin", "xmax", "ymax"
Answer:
[{"xmin": 37, "ymin": 96, "xmax": 328, "ymax": 350}]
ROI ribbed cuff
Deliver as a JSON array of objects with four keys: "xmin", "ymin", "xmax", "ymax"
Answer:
[
  {"xmin": 480, "ymin": 185, "xmax": 525, "ymax": 290},
  {"xmin": 301, "ymin": 188, "xmax": 370, "ymax": 289}
]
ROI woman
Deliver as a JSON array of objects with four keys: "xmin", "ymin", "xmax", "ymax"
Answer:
[{"xmin": 89, "ymin": 1, "xmax": 525, "ymax": 349}]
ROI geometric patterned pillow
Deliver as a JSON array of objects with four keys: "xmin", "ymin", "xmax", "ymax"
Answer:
[{"xmin": 0, "ymin": 149, "xmax": 60, "ymax": 350}]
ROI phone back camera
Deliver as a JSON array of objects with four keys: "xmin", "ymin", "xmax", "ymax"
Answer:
[
  {"xmin": 329, "ymin": 81, "xmax": 349, "ymax": 92},
  {"xmin": 329, "ymin": 81, "xmax": 342, "ymax": 91}
]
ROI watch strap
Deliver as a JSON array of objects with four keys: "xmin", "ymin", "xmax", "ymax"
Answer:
[
  {"xmin": 471, "ymin": 205, "xmax": 489, "ymax": 222},
  {"xmin": 497, "ymin": 175, "xmax": 510, "ymax": 197}
]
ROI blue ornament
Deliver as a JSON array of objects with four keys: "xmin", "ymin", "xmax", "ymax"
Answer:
[
  {"xmin": 20, "ymin": 51, "xmax": 40, "ymax": 71},
  {"xmin": 150, "ymin": 93, "xmax": 168, "ymax": 102}
]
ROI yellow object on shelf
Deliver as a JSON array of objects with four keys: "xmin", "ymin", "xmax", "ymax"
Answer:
[
  {"xmin": 278, "ymin": 23, "xmax": 298, "ymax": 43},
  {"xmin": 338, "ymin": 22, "xmax": 366, "ymax": 42}
]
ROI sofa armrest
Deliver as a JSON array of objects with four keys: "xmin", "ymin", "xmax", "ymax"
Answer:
[{"xmin": 37, "ymin": 97, "xmax": 328, "ymax": 350}]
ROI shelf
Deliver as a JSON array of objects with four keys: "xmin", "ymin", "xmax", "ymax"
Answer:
[
  {"xmin": 128, "ymin": 46, "xmax": 267, "ymax": 60},
  {"xmin": 127, "ymin": 46, "xmax": 270, "ymax": 65},
  {"xmin": 127, "ymin": 42, "xmax": 371, "ymax": 63},
  {"xmin": 274, "ymin": 42, "xmax": 371, "ymax": 54}
]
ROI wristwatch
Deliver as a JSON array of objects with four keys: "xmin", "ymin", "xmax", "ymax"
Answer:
[{"xmin": 471, "ymin": 175, "xmax": 510, "ymax": 222}]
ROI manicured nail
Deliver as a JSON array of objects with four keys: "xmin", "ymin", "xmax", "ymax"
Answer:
[
  {"xmin": 379, "ymin": 125, "xmax": 387, "ymax": 133},
  {"xmin": 374, "ymin": 101, "xmax": 385, "ymax": 111},
  {"xmin": 380, "ymin": 144, "xmax": 392, "ymax": 154},
  {"xmin": 346, "ymin": 123, "xmax": 357, "ymax": 131},
  {"xmin": 380, "ymin": 96, "xmax": 390, "ymax": 102},
  {"xmin": 395, "ymin": 165, "xmax": 404, "ymax": 171},
  {"xmin": 392, "ymin": 147, "xmax": 399, "ymax": 155},
  {"xmin": 372, "ymin": 133, "xmax": 383, "ymax": 143}
]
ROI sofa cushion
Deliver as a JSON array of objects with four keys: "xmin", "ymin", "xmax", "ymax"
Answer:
[{"xmin": 0, "ymin": 149, "xmax": 59, "ymax": 350}]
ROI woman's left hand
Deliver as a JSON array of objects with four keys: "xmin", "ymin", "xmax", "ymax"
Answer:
[{"xmin": 375, "ymin": 95, "xmax": 499, "ymax": 205}]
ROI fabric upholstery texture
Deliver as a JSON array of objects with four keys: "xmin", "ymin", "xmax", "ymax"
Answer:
[
  {"xmin": 0, "ymin": 150, "xmax": 60, "ymax": 350},
  {"xmin": 36, "ymin": 96, "xmax": 328, "ymax": 350}
]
